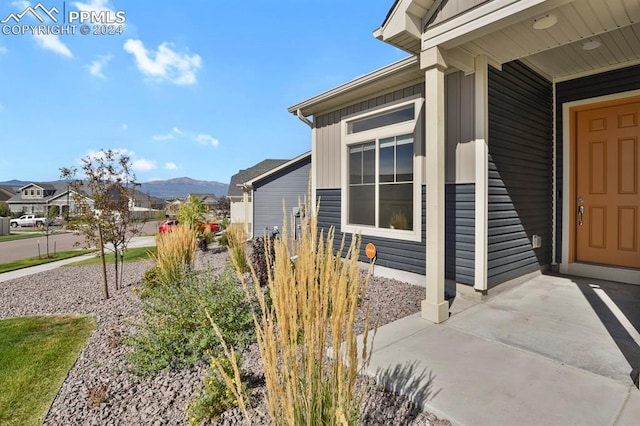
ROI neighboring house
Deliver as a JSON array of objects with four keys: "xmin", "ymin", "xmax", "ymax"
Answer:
[
  {"xmin": 7, "ymin": 182, "xmax": 162, "ymax": 219},
  {"xmin": 228, "ymin": 159, "xmax": 288, "ymax": 237},
  {"xmin": 245, "ymin": 152, "xmax": 311, "ymax": 239},
  {"xmin": 7, "ymin": 182, "xmax": 80, "ymax": 216},
  {"xmin": 165, "ymin": 199, "xmax": 183, "ymax": 217},
  {"xmin": 0, "ymin": 185, "xmax": 16, "ymax": 204},
  {"xmin": 185, "ymin": 193, "xmax": 218, "ymax": 212},
  {"xmin": 289, "ymin": 0, "xmax": 640, "ymax": 323}
]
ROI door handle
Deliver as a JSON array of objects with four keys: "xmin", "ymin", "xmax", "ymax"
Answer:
[{"xmin": 578, "ymin": 205, "xmax": 584, "ymax": 226}]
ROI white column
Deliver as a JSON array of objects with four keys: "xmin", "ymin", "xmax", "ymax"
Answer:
[
  {"xmin": 474, "ymin": 55, "xmax": 489, "ymax": 292},
  {"xmin": 242, "ymin": 189, "xmax": 249, "ymax": 236},
  {"xmin": 421, "ymin": 47, "xmax": 449, "ymax": 323}
]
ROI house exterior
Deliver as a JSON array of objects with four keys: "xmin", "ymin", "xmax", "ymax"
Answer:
[
  {"xmin": 228, "ymin": 159, "xmax": 288, "ymax": 237},
  {"xmin": 245, "ymin": 152, "xmax": 311, "ymax": 239},
  {"xmin": 7, "ymin": 182, "xmax": 163, "ymax": 220},
  {"xmin": 6, "ymin": 182, "xmax": 82, "ymax": 217},
  {"xmin": 289, "ymin": 0, "xmax": 640, "ymax": 323},
  {"xmin": 0, "ymin": 185, "xmax": 16, "ymax": 204},
  {"xmin": 186, "ymin": 193, "xmax": 218, "ymax": 212}
]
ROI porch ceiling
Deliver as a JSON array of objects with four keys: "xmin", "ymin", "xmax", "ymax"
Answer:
[{"xmin": 446, "ymin": 0, "xmax": 640, "ymax": 80}]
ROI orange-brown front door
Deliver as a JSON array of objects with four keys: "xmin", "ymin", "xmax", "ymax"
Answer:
[{"xmin": 575, "ymin": 98, "xmax": 640, "ymax": 269}]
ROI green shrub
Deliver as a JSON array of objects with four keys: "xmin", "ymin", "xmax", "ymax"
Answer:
[
  {"xmin": 126, "ymin": 268, "xmax": 256, "ymax": 377},
  {"xmin": 186, "ymin": 354, "xmax": 248, "ymax": 425}
]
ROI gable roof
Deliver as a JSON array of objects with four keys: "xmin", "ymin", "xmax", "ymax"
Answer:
[
  {"xmin": 288, "ymin": 56, "xmax": 421, "ymax": 117},
  {"xmin": 245, "ymin": 152, "xmax": 311, "ymax": 187},
  {"xmin": 227, "ymin": 159, "xmax": 289, "ymax": 197}
]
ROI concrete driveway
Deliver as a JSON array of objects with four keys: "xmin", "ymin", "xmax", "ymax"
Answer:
[{"xmin": 363, "ymin": 273, "xmax": 640, "ymax": 425}]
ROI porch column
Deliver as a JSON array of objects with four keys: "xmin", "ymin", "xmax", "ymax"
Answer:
[
  {"xmin": 242, "ymin": 189, "xmax": 250, "ymax": 236},
  {"xmin": 474, "ymin": 55, "xmax": 489, "ymax": 292},
  {"xmin": 421, "ymin": 47, "xmax": 449, "ymax": 323}
]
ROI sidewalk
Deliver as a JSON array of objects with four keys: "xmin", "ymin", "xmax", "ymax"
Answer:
[
  {"xmin": 0, "ymin": 235, "xmax": 156, "ymax": 283},
  {"xmin": 363, "ymin": 274, "xmax": 640, "ymax": 425}
]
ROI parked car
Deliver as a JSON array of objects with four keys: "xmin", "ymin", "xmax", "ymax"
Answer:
[
  {"xmin": 199, "ymin": 222, "xmax": 222, "ymax": 234},
  {"xmin": 158, "ymin": 219, "xmax": 179, "ymax": 233},
  {"xmin": 159, "ymin": 220, "xmax": 221, "ymax": 234},
  {"xmin": 10, "ymin": 214, "xmax": 50, "ymax": 228}
]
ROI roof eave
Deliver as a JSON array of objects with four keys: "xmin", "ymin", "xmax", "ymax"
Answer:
[
  {"xmin": 245, "ymin": 152, "xmax": 311, "ymax": 186},
  {"xmin": 287, "ymin": 56, "xmax": 419, "ymax": 117}
]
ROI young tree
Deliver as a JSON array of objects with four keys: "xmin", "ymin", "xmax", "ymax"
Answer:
[
  {"xmin": 0, "ymin": 202, "xmax": 10, "ymax": 218},
  {"xmin": 61, "ymin": 149, "xmax": 142, "ymax": 299},
  {"xmin": 177, "ymin": 195, "xmax": 208, "ymax": 228}
]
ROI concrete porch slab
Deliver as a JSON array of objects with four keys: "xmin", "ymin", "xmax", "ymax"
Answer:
[{"xmin": 362, "ymin": 274, "xmax": 640, "ymax": 425}]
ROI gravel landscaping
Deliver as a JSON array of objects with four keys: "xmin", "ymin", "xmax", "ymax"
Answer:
[{"xmin": 0, "ymin": 246, "xmax": 451, "ymax": 425}]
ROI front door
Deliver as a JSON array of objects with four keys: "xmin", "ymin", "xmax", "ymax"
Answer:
[{"xmin": 574, "ymin": 98, "xmax": 640, "ymax": 268}]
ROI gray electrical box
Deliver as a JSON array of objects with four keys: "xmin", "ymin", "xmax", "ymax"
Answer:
[{"xmin": 532, "ymin": 234, "xmax": 542, "ymax": 249}]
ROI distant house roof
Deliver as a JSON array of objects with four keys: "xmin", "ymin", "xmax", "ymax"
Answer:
[
  {"xmin": 186, "ymin": 193, "xmax": 217, "ymax": 202},
  {"xmin": 0, "ymin": 185, "xmax": 16, "ymax": 202},
  {"xmin": 244, "ymin": 152, "xmax": 311, "ymax": 186},
  {"xmin": 227, "ymin": 159, "xmax": 289, "ymax": 197}
]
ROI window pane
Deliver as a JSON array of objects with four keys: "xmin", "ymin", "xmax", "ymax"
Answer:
[
  {"xmin": 379, "ymin": 137, "xmax": 394, "ymax": 183},
  {"xmin": 349, "ymin": 146, "xmax": 362, "ymax": 184},
  {"xmin": 348, "ymin": 105, "xmax": 414, "ymax": 134},
  {"xmin": 349, "ymin": 184, "xmax": 375, "ymax": 226},
  {"xmin": 362, "ymin": 142, "xmax": 375, "ymax": 184},
  {"xmin": 379, "ymin": 183, "xmax": 413, "ymax": 230},
  {"xmin": 396, "ymin": 137, "xmax": 414, "ymax": 182}
]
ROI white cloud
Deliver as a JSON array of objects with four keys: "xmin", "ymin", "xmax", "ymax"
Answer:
[
  {"xmin": 195, "ymin": 134, "xmax": 219, "ymax": 147},
  {"xmin": 131, "ymin": 158, "xmax": 157, "ymax": 172},
  {"xmin": 121, "ymin": 123, "xmax": 128, "ymax": 130},
  {"xmin": 123, "ymin": 39, "xmax": 201, "ymax": 85},
  {"xmin": 86, "ymin": 54, "xmax": 113, "ymax": 79},
  {"xmin": 11, "ymin": 1, "xmax": 29, "ymax": 9},
  {"xmin": 33, "ymin": 34, "xmax": 73, "ymax": 58},
  {"xmin": 165, "ymin": 162, "xmax": 177, "ymax": 170},
  {"xmin": 72, "ymin": 0, "xmax": 114, "ymax": 11},
  {"xmin": 0, "ymin": 46, "xmax": 7, "ymax": 55},
  {"xmin": 152, "ymin": 133, "xmax": 173, "ymax": 141},
  {"xmin": 151, "ymin": 127, "xmax": 220, "ymax": 148}
]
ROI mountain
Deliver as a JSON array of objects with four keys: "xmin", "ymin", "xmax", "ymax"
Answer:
[
  {"xmin": 138, "ymin": 177, "xmax": 229, "ymax": 199},
  {"xmin": 0, "ymin": 178, "xmax": 229, "ymax": 199}
]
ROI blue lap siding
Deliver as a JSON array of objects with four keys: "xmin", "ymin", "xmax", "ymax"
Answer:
[
  {"xmin": 317, "ymin": 185, "xmax": 475, "ymax": 284},
  {"xmin": 487, "ymin": 61, "xmax": 553, "ymax": 287}
]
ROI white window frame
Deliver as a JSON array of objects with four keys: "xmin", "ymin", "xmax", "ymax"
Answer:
[{"xmin": 340, "ymin": 97, "xmax": 423, "ymax": 242}]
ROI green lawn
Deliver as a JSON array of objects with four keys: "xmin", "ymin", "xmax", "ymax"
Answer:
[
  {"xmin": 0, "ymin": 315, "xmax": 96, "ymax": 426},
  {"xmin": 0, "ymin": 233, "xmax": 46, "ymax": 242},
  {"xmin": 69, "ymin": 246, "xmax": 156, "ymax": 266},
  {"xmin": 0, "ymin": 250, "xmax": 95, "ymax": 274}
]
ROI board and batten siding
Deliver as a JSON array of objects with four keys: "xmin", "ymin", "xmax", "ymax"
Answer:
[
  {"xmin": 555, "ymin": 64, "xmax": 640, "ymax": 264},
  {"xmin": 487, "ymin": 61, "xmax": 553, "ymax": 287},
  {"xmin": 252, "ymin": 157, "xmax": 311, "ymax": 238},
  {"xmin": 429, "ymin": 0, "xmax": 491, "ymax": 28},
  {"xmin": 314, "ymin": 83, "xmax": 424, "ymax": 190}
]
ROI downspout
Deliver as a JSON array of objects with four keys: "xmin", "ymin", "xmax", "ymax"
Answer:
[
  {"xmin": 551, "ymin": 81, "xmax": 557, "ymax": 268},
  {"xmin": 296, "ymin": 109, "xmax": 313, "ymax": 128},
  {"xmin": 295, "ymin": 109, "xmax": 317, "ymax": 213}
]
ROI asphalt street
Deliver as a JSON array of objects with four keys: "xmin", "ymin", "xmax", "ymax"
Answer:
[{"xmin": 0, "ymin": 221, "xmax": 159, "ymax": 264}]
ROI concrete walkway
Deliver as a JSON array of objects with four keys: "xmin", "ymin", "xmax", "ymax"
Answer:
[
  {"xmin": 364, "ymin": 273, "xmax": 640, "ymax": 426},
  {"xmin": 0, "ymin": 235, "xmax": 156, "ymax": 283}
]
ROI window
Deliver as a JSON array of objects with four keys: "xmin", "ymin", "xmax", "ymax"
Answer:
[
  {"xmin": 348, "ymin": 135, "xmax": 414, "ymax": 230},
  {"xmin": 347, "ymin": 105, "xmax": 414, "ymax": 134},
  {"xmin": 341, "ymin": 98, "xmax": 421, "ymax": 241}
]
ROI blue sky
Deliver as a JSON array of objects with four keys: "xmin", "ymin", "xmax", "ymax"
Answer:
[{"xmin": 0, "ymin": 0, "xmax": 407, "ymax": 184}]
